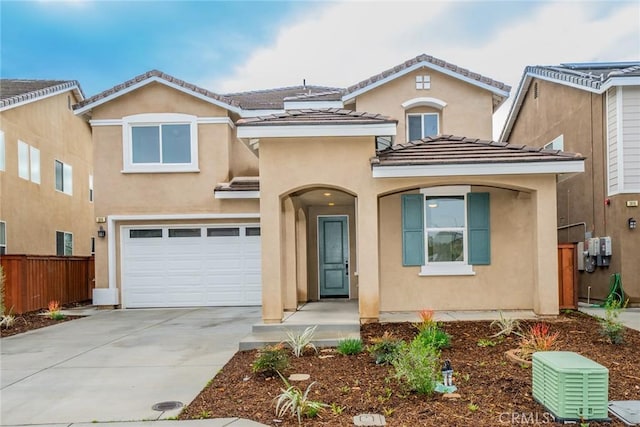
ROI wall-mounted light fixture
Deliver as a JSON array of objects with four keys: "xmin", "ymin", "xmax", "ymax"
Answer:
[
  {"xmin": 629, "ymin": 218, "xmax": 637, "ymax": 230},
  {"xmin": 97, "ymin": 225, "xmax": 106, "ymax": 238}
]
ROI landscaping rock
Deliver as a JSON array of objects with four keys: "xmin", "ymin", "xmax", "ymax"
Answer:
[
  {"xmin": 353, "ymin": 413, "xmax": 386, "ymax": 426},
  {"xmin": 288, "ymin": 373, "xmax": 310, "ymax": 381}
]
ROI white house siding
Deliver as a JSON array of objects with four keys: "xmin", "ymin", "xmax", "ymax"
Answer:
[
  {"xmin": 607, "ymin": 87, "xmax": 619, "ymax": 194},
  {"xmin": 622, "ymin": 86, "xmax": 640, "ymax": 192}
]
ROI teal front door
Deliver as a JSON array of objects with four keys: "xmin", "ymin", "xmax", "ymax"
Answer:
[{"xmin": 318, "ymin": 216, "xmax": 349, "ymax": 298}]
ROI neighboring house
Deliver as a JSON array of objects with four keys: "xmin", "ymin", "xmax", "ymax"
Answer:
[
  {"xmin": 0, "ymin": 79, "xmax": 94, "ymax": 256},
  {"xmin": 75, "ymin": 54, "xmax": 584, "ymax": 322},
  {"xmin": 501, "ymin": 62, "xmax": 640, "ymax": 305}
]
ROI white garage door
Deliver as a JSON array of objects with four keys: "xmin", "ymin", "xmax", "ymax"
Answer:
[{"xmin": 122, "ymin": 225, "xmax": 261, "ymax": 308}]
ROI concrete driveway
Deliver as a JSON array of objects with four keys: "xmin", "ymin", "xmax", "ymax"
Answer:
[{"xmin": 1, "ymin": 307, "xmax": 260, "ymax": 425}]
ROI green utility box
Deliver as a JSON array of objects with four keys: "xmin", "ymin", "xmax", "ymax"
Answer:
[{"xmin": 532, "ymin": 351, "xmax": 609, "ymax": 422}]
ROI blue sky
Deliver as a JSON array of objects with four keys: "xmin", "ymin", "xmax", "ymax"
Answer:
[{"xmin": 2, "ymin": 0, "xmax": 639, "ymax": 136}]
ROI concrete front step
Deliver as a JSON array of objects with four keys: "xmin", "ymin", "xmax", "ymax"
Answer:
[
  {"xmin": 251, "ymin": 322, "xmax": 360, "ymax": 333},
  {"xmin": 239, "ymin": 328, "xmax": 361, "ymax": 351}
]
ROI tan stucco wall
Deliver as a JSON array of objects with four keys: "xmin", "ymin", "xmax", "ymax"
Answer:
[
  {"xmin": 507, "ymin": 78, "xmax": 639, "ymax": 303},
  {"xmin": 0, "ymin": 91, "xmax": 94, "ymax": 255},
  {"xmin": 379, "ymin": 187, "xmax": 534, "ymax": 311},
  {"xmin": 89, "ymin": 83, "xmax": 259, "ymax": 291},
  {"xmin": 258, "ymin": 135, "xmax": 560, "ymax": 322},
  {"xmin": 354, "ymin": 69, "xmax": 494, "ymax": 143}
]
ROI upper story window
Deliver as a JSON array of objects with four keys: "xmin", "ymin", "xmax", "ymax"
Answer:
[
  {"xmin": 0, "ymin": 130, "xmax": 5, "ymax": 171},
  {"xmin": 407, "ymin": 113, "xmax": 439, "ymax": 142},
  {"xmin": 416, "ymin": 75, "xmax": 431, "ymax": 90},
  {"xmin": 56, "ymin": 231, "xmax": 73, "ymax": 256},
  {"xmin": 55, "ymin": 160, "xmax": 73, "ymax": 195},
  {"xmin": 123, "ymin": 113, "xmax": 199, "ymax": 173},
  {"xmin": 18, "ymin": 140, "xmax": 40, "ymax": 184}
]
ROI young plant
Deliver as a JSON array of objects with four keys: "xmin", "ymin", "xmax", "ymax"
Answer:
[
  {"xmin": 477, "ymin": 338, "xmax": 498, "ymax": 347},
  {"xmin": 47, "ymin": 300, "xmax": 65, "ymax": 320},
  {"xmin": 413, "ymin": 308, "xmax": 435, "ymax": 332},
  {"xmin": 252, "ymin": 344, "xmax": 289, "ymax": 376},
  {"xmin": 415, "ymin": 324, "xmax": 451, "ymax": 349},
  {"xmin": 367, "ymin": 331, "xmax": 403, "ymax": 365},
  {"xmin": 284, "ymin": 326, "xmax": 317, "ymax": 357},
  {"xmin": 468, "ymin": 402, "xmax": 479, "ymax": 412},
  {"xmin": 519, "ymin": 323, "xmax": 560, "ymax": 360},
  {"xmin": 329, "ymin": 403, "xmax": 344, "ymax": 415},
  {"xmin": 490, "ymin": 311, "xmax": 521, "ymax": 337},
  {"xmin": 392, "ymin": 338, "xmax": 440, "ymax": 395},
  {"xmin": 598, "ymin": 299, "xmax": 627, "ymax": 344},
  {"xmin": 275, "ymin": 375, "xmax": 327, "ymax": 425},
  {"xmin": 336, "ymin": 338, "xmax": 363, "ymax": 355}
]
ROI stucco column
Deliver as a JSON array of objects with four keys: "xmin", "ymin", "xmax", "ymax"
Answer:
[
  {"xmin": 533, "ymin": 181, "xmax": 560, "ymax": 315},
  {"xmin": 296, "ymin": 208, "xmax": 308, "ymax": 302},
  {"xmin": 283, "ymin": 197, "xmax": 298, "ymax": 311},
  {"xmin": 357, "ymin": 195, "xmax": 380, "ymax": 323},
  {"xmin": 261, "ymin": 194, "xmax": 283, "ymax": 323}
]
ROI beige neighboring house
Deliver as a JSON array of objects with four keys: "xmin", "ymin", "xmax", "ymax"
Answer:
[
  {"xmin": 75, "ymin": 54, "xmax": 585, "ymax": 322},
  {"xmin": 501, "ymin": 62, "xmax": 640, "ymax": 304},
  {"xmin": 0, "ymin": 79, "xmax": 94, "ymax": 256}
]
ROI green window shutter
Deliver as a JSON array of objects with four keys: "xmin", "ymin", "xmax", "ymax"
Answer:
[
  {"xmin": 467, "ymin": 192, "xmax": 490, "ymax": 265},
  {"xmin": 401, "ymin": 194, "xmax": 425, "ymax": 266}
]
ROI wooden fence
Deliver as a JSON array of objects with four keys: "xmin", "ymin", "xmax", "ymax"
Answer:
[
  {"xmin": 558, "ymin": 244, "xmax": 578, "ymax": 310},
  {"xmin": 1, "ymin": 255, "xmax": 94, "ymax": 314}
]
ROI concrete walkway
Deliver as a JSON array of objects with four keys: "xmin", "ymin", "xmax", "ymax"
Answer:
[
  {"xmin": 578, "ymin": 302, "xmax": 640, "ymax": 332},
  {"xmin": 1, "ymin": 307, "xmax": 262, "ymax": 426}
]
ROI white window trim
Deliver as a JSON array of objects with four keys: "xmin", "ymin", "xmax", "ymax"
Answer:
[
  {"xmin": 419, "ymin": 186, "xmax": 475, "ymax": 276},
  {"xmin": 122, "ymin": 113, "xmax": 199, "ymax": 173},
  {"xmin": 0, "ymin": 220, "xmax": 6, "ymax": 254},
  {"xmin": 29, "ymin": 146, "xmax": 40, "ymax": 184},
  {"xmin": 401, "ymin": 97, "xmax": 447, "ymax": 110},
  {"xmin": 0, "ymin": 130, "xmax": 5, "ymax": 171},
  {"xmin": 55, "ymin": 159, "xmax": 73, "ymax": 195},
  {"xmin": 407, "ymin": 112, "xmax": 439, "ymax": 142},
  {"xmin": 415, "ymin": 75, "xmax": 431, "ymax": 90},
  {"xmin": 18, "ymin": 140, "xmax": 29, "ymax": 180}
]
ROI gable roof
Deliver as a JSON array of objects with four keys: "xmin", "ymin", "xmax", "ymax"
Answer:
[
  {"xmin": 343, "ymin": 54, "xmax": 511, "ymax": 110},
  {"xmin": 500, "ymin": 61, "xmax": 640, "ymax": 141},
  {"xmin": 74, "ymin": 70, "xmax": 241, "ymax": 116},
  {"xmin": 224, "ymin": 85, "xmax": 343, "ymax": 110},
  {"xmin": 372, "ymin": 135, "xmax": 584, "ymax": 177},
  {"xmin": 0, "ymin": 79, "xmax": 84, "ymax": 112}
]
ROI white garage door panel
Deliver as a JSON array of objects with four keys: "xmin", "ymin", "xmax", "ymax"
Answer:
[{"xmin": 122, "ymin": 225, "xmax": 261, "ymax": 308}]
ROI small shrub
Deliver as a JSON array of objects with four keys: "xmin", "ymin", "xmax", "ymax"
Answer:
[
  {"xmin": 415, "ymin": 324, "xmax": 451, "ymax": 349},
  {"xmin": 275, "ymin": 376, "xmax": 327, "ymax": 425},
  {"xmin": 368, "ymin": 331, "xmax": 403, "ymax": 365},
  {"xmin": 519, "ymin": 323, "xmax": 560, "ymax": 360},
  {"xmin": 252, "ymin": 344, "xmax": 289, "ymax": 376},
  {"xmin": 468, "ymin": 402, "xmax": 479, "ymax": 412},
  {"xmin": 392, "ymin": 338, "xmax": 440, "ymax": 395},
  {"xmin": 285, "ymin": 326, "xmax": 317, "ymax": 357},
  {"xmin": 47, "ymin": 300, "xmax": 65, "ymax": 321},
  {"xmin": 598, "ymin": 299, "xmax": 627, "ymax": 344},
  {"xmin": 490, "ymin": 311, "xmax": 521, "ymax": 337},
  {"xmin": 336, "ymin": 338, "xmax": 363, "ymax": 355},
  {"xmin": 413, "ymin": 308, "xmax": 435, "ymax": 332}
]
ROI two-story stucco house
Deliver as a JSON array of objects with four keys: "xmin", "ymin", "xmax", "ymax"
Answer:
[
  {"xmin": 0, "ymin": 80, "xmax": 94, "ymax": 256},
  {"xmin": 501, "ymin": 62, "xmax": 640, "ymax": 305},
  {"xmin": 75, "ymin": 54, "xmax": 584, "ymax": 323}
]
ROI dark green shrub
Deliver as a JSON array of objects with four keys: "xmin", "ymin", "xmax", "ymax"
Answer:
[
  {"xmin": 252, "ymin": 344, "xmax": 289, "ymax": 376},
  {"xmin": 367, "ymin": 331, "xmax": 403, "ymax": 365},
  {"xmin": 415, "ymin": 325, "xmax": 451, "ymax": 349},
  {"xmin": 336, "ymin": 338, "xmax": 363, "ymax": 355}
]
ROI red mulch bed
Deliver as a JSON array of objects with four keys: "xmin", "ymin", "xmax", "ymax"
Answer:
[
  {"xmin": 181, "ymin": 311, "xmax": 640, "ymax": 426},
  {"xmin": 0, "ymin": 301, "xmax": 90, "ymax": 338}
]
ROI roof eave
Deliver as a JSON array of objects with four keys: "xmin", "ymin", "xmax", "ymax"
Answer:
[
  {"xmin": 342, "ymin": 60, "xmax": 510, "ymax": 103},
  {"xmin": 372, "ymin": 159, "xmax": 585, "ymax": 178},
  {"xmin": 0, "ymin": 82, "xmax": 84, "ymax": 112},
  {"xmin": 73, "ymin": 76, "xmax": 241, "ymax": 116},
  {"xmin": 237, "ymin": 121, "xmax": 397, "ymax": 139}
]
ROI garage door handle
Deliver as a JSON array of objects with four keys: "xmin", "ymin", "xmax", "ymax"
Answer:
[{"xmin": 345, "ymin": 260, "xmax": 349, "ymax": 276}]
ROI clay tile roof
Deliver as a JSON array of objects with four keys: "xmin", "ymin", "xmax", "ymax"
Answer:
[
  {"xmin": 0, "ymin": 79, "xmax": 84, "ymax": 110},
  {"xmin": 524, "ymin": 62, "xmax": 640, "ymax": 91},
  {"xmin": 373, "ymin": 135, "xmax": 585, "ymax": 166},
  {"xmin": 214, "ymin": 176, "xmax": 260, "ymax": 192},
  {"xmin": 224, "ymin": 85, "xmax": 344, "ymax": 109},
  {"xmin": 236, "ymin": 108, "xmax": 397, "ymax": 126},
  {"xmin": 74, "ymin": 70, "xmax": 238, "ymax": 111},
  {"xmin": 345, "ymin": 54, "xmax": 511, "ymax": 106}
]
